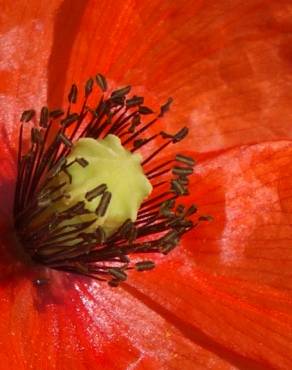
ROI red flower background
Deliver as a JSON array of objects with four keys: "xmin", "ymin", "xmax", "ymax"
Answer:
[{"xmin": 1, "ymin": 0, "xmax": 292, "ymax": 369}]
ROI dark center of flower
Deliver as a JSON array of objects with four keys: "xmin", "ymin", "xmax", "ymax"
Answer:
[{"xmin": 13, "ymin": 74, "xmax": 202, "ymax": 286}]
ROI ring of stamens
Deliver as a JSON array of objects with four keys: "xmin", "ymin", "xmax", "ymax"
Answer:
[{"xmin": 13, "ymin": 74, "xmax": 205, "ymax": 286}]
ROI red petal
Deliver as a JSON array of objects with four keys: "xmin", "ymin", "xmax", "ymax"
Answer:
[
  {"xmin": 188, "ymin": 141, "xmax": 292, "ymax": 290},
  {"xmin": 0, "ymin": 0, "xmax": 64, "ymax": 268},
  {"xmin": 49, "ymin": 0, "xmax": 292, "ymax": 152},
  {"xmin": 0, "ymin": 1, "xmax": 62, "ymax": 150},
  {"xmin": 0, "ymin": 271, "xmax": 236, "ymax": 369},
  {"xmin": 129, "ymin": 141, "xmax": 292, "ymax": 368}
]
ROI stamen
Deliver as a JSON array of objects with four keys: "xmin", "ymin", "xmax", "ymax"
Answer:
[
  {"xmin": 175, "ymin": 154, "xmax": 195, "ymax": 166},
  {"xmin": 68, "ymin": 84, "xmax": 78, "ymax": 104},
  {"xmin": 135, "ymin": 261, "xmax": 155, "ymax": 271},
  {"xmin": 85, "ymin": 78, "xmax": 94, "ymax": 97},
  {"xmin": 20, "ymin": 109, "xmax": 35, "ymax": 122},
  {"xmin": 96, "ymin": 73, "xmax": 108, "ymax": 92},
  {"xmin": 85, "ymin": 184, "xmax": 107, "ymax": 201},
  {"xmin": 95, "ymin": 191, "xmax": 112, "ymax": 217},
  {"xmin": 40, "ymin": 106, "xmax": 49, "ymax": 128},
  {"xmin": 172, "ymin": 166, "xmax": 193, "ymax": 176},
  {"xmin": 13, "ymin": 75, "xmax": 203, "ymax": 286}
]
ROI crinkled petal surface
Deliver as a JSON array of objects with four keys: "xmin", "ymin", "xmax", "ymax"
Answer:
[
  {"xmin": 130, "ymin": 141, "xmax": 292, "ymax": 369},
  {"xmin": 49, "ymin": 0, "xmax": 292, "ymax": 153},
  {"xmin": 1, "ymin": 0, "xmax": 292, "ymax": 369}
]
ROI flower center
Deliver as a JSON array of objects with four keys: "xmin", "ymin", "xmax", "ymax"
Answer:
[
  {"xmin": 13, "ymin": 74, "xmax": 200, "ymax": 286},
  {"xmin": 47, "ymin": 134, "xmax": 152, "ymax": 237}
]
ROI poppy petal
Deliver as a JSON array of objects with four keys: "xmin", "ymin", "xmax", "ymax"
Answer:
[
  {"xmin": 0, "ymin": 0, "xmax": 64, "ymax": 265},
  {"xmin": 48, "ymin": 0, "xmax": 292, "ymax": 152},
  {"xmin": 0, "ymin": 1, "xmax": 62, "ymax": 155},
  {"xmin": 128, "ymin": 140, "xmax": 292, "ymax": 369},
  {"xmin": 0, "ymin": 272, "xmax": 238, "ymax": 369}
]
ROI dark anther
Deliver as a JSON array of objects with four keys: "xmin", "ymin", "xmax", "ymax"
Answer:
[
  {"xmin": 95, "ymin": 191, "xmax": 112, "ymax": 217},
  {"xmin": 199, "ymin": 215, "xmax": 213, "ymax": 222},
  {"xmin": 95, "ymin": 73, "xmax": 107, "ymax": 92},
  {"xmin": 85, "ymin": 184, "xmax": 107, "ymax": 201},
  {"xmin": 85, "ymin": 78, "xmax": 94, "ymax": 97},
  {"xmin": 111, "ymin": 86, "xmax": 131, "ymax": 98},
  {"xmin": 173, "ymin": 127, "xmax": 189, "ymax": 143},
  {"xmin": 160, "ymin": 200, "xmax": 175, "ymax": 217},
  {"xmin": 62, "ymin": 201, "xmax": 88, "ymax": 218},
  {"xmin": 20, "ymin": 109, "xmax": 35, "ymax": 122},
  {"xmin": 160, "ymin": 131, "xmax": 174, "ymax": 140},
  {"xmin": 117, "ymin": 219, "xmax": 134, "ymax": 239},
  {"xmin": 48, "ymin": 158, "xmax": 66, "ymax": 178},
  {"xmin": 110, "ymin": 96, "xmax": 125, "ymax": 107},
  {"xmin": 163, "ymin": 230, "xmax": 179, "ymax": 243},
  {"xmin": 61, "ymin": 113, "xmax": 79, "ymax": 127},
  {"xmin": 139, "ymin": 106, "xmax": 154, "ymax": 115},
  {"xmin": 40, "ymin": 106, "xmax": 49, "ymax": 128},
  {"xmin": 108, "ymin": 268, "xmax": 127, "ymax": 281},
  {"xmin": 68, "ymin": 84, "xmax": 78, "ymax": 104},
  {"xmin": 175, "ymin": 154, "xmax": 195, "ymax": 167},
  {"xmin": 161, "ymin": 127, "xmax": 189, "ymax": 143},
  {"xmin": 177, "ymin": 176, "xmax": 189, "ymax": 185},
  {"xmin": 49, "ymin": 109, "xmax": 64, "ymax": 118},
  {"xmin": 126, "ymin": 96, "xmax": 144, "ymax": 108},
  {"xmin": 159, "ymin": 97, "xmax": 173, "ymax": 117},
  {"xmin": 75, "ymin": 157, "xmax": 89, "ymax": 167},
  {"xmin": 128, "ymin": 114, "xmax": 141, "ymax": 133},
  {"xmin": 186, "ymin": 205, "xmax": 198, "ymax": 216},
  {"xmin": 135, "ymin": 261, "xmax": 155, "ymax": 271},
  {"xmin": 172, "ymin": 166, "xmax": 193, "ymax": 176},
  {"xmin": 171, "ymin": 179, "xmax": 188, "ymax": 195},
  {"xmin": 58, "ymin": 133, "xmax": 73, "ymax": 148},
  {"xmin": 161, "ymin": 243, "xmax": 177, "ymax": 255},
  {"xmin": 96, "ymin": 227, "xmax": 106, "ymax": 244}
]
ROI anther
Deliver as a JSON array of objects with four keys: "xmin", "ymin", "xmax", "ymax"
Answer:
[
  {"xmin": 159, "ymin": 97, "xmax": 173, "ymax": 117},
  {"xmin": 85, "ymin": 78, "xmax": 94, "ymax": 97},
  {"xmin": 111, "ymin": 86, "xmax": 131, "ymax": 99},
  {"xmin": 126, "ymin": 96, "xmax": 144, "ymax": 108},
  {"xmin": 20, "ymin": 109, "xmax": 35, "ymax": 122},
  {"xmin": 40, "ymin": 106, "xmax": 49, "ymax": 128},
  {"xmin": 171, "ymin": 179, "xmax": 188, "ymax": 195},
  {"xmin": 95, "ymin": 73, "xmax": 107, "ymax": 92},
  {"xmin": 75, "ymin": 157, "xmax": 89, "ymax": 167},
  {"xmin": 61, "ymin": 113, "xmax": 79, "ymax": 127},
  {"xmin": 172, "ymin": 166, "xmax": 193, "ymax": 176},
  {"xmin": 108, "ymin": 268, "xmax": 127, "ymax": 281},
  {"xmin": 68, "ymin": 84, "xmax": 78, "ymax": 104},
  {"xmin": 95, "ymin": 191, "xmax": 112, "ymax": 217},
  {"xmin": 139, "ymin": 106, "xmax": 154, "ymax": 115},
  {"xmin": 175, "ymin": 154, "xmax": 195, "ymax": 167},
  {"xmin": 49, "ymin": 109, "xmax": 64, "ymax": 118},
  {"xmin": 58, "ymin": 133, "xmax": 73, "ymax": 148},
  {"xmin": 85, "ymin": 184, "xmax": 107, "ymax": 201},
  {"xmin": 135, "ymin": 261, "xmax": 155, "ymax": 271}
]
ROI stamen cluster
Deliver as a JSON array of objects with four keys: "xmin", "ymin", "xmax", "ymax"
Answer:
[{"xmin": 14, "ymin": 74, "xmax": 201, "ymax": 286}]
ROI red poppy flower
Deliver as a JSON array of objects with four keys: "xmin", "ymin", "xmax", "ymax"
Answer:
[{"xmin": 1, "ymin": 1, "xmax": 292, "ymax": 369}]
